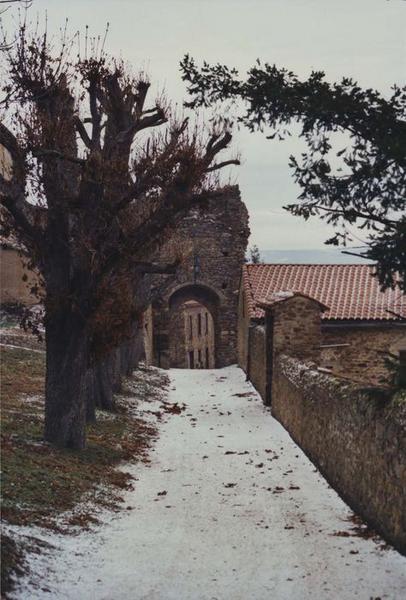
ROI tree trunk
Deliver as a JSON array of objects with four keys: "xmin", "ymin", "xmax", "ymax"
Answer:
[
  {"xmin": 111, "ymin": 349, "xmax": 122, "ymax": 393},
  {"xmin": 44, "ymin": 310, "xmax": 89, "ymax": 449},
  {"xmin": 120, "ymin": 324, "xmax": 144, "ymax": 376},
  {"xmin": 85, "ymin": 366, "xmax": 97, "ymax": 423},
  {"xmin": 92, "ymin": 354, "xmax": 118, "ymax": 412}
]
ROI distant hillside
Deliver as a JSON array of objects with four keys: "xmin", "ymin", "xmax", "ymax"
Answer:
[{"xmin": 257, "ymin": 248, "xmax": 372, "ymax": 265}]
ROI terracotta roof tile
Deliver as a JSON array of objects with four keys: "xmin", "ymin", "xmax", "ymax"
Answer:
[
  {"xmin": 257, "ymin": 290, "xmax": 329, "ymax": 312},
  {"xmin": 243, "ymin": 264, "xmax": 406, "ymax": 321}
]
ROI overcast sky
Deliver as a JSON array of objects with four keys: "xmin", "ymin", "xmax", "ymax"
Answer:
[{"xmin": 5, "ymin": 0, "xmax": 406, "ymax": 250}]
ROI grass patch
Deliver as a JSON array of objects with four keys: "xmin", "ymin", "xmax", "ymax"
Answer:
[{"xmin": 1, "ymin": 344, "xmax": 168, "ymax": 596}]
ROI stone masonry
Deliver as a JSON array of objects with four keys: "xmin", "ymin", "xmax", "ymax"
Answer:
[
  {"xmin": 150, "ymin": 185, "xmax": 249, "ymax": 368},
  {"xmin": 255, "ymin": 293, "xmax": 406, "ymax": 553},
  {"xmin": 273, "ymin": 354, "xmax": 406, "ymax": 554},
  {"xmin": 320, "ymin": 325, "xmax": 406, "ymax": 386}
]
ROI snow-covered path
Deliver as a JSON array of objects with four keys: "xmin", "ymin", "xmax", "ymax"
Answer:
[{"xmin": 17, "ymin": 367, "xmax": 406, "ymax": 599}]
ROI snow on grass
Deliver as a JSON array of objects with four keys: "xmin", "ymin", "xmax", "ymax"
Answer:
[
  {"xmin": 11, "ymin": 366, "xmax": 406, "ymax": 600},
  {"xmin": 1, "ymin": 352, "xmax": 168, "ymax": 596}
]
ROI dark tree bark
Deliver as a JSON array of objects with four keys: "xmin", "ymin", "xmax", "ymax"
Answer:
[
  {"xmin": 120, "ymin": 324, "xmax": 144, "ymax": 376},
  {"xmin": 98, "ymin": 354, "xmax": 119, "ymax": 409},
  {"xmin": 85, "ymin": 367, "xmax": 97, "ymax": 424},
  {"xmin": 44, "ymin": 308, "xmax": 88, "ymax": 449},
  {"xmin": 84, "ymin": 355, "xmax": 117, "ymax": 415}
]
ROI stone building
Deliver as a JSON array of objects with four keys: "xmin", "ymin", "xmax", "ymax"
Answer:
[
  {"xmin": 256, "ymin": 291, "xmax": 406, "ymax": 554},
  {"xmin": 0, "ymin": 237, "xmax": 39, "ymax": 307},
  {"xmin": 148, "ymin": 185, "xmax": 249, "ymax": 369},
  {"xmin": 180, "ymin": 300, "xmax": 215, "ymax": 368},
  {"xmin": 239, "ymin": 263, "xmax": 406, "ymax": 398}
]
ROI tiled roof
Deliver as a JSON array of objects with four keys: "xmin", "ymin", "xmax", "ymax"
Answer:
[
  {"xmin": 257, "ymin": 291, "xmax": 329, "ymax": 312},
  {"xmin": 243, "ymin": 264, "xmax": 406, "ymax": 321}
]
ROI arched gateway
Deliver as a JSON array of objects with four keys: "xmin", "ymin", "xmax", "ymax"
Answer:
[
  {"xmin": 148, "ymin": 186, "xmax": 249, "ymax": 369},
  {"xmin": 168, "ymin": 284, "xmax": 220, "ymax": 368}
]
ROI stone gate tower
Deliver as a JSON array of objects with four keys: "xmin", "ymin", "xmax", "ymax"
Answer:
[{"xmin": 149, "ymin": 185, "xmax": 249, "ymax": 369}]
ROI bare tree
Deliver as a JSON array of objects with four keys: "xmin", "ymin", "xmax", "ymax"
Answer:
[
  {"xmin": 0, "ymin": 25, "xmax": 239, "ymax": 448},
  {"xmin": 0, "ymin": 1, "xmax": 32, "ymax": 9},
  {"xmin": 0, "ymin": 2, "xmax": 31, "ymax": 53}
]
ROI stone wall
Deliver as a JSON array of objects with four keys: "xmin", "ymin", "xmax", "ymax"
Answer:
[
  {"xmin": 152, "ymin": 186, "xmax": 249, "ymax": 368},
  {"xmin": 272, "ymin": 354, "xmax": 406, "ymax": 554},
  {"xmin": 237, "ymin": 283, "xmax": 250, "ymax": 371},
  {"xmin": 0, "ymin": 247, "xmax": 39, "ymax": 306},
  {"xmin": 271, "ymin": 295, "xmax": 323, "ymax": 364},
  {"xmin": 321, "ymin": 325, "xmax": 406, "ymax": 386},
  {"xmin": 247, "ymin": 325, "xmax": 267, "ymax": 399}
]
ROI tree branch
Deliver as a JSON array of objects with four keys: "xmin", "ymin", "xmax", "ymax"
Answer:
[
  {"xmin": 88, "ymin": 77, "xmax": 102, "ymax": 149},
  {"xmin": 341, "ymin": 250, "xmax": 370, "ymax": 260},
  {"xmin": 116, "ymin": 107, "xmax": 167, "ymax": 143},
  {"xmin": 74, "ymin": 116, "xmax": 92, "ymax": 150},
  {"xmin": 1, "ymin": 184, "xmax": 44, "ymax": 242},
  {"xmin": 0, "ymin": 122, "xmax": 44, "ymax": 241},
  {"xmin": 32, "ymin": 148, "xmax": 86, "ymax": 165},
  {"xmin": 314, "ymin": 204, "xmax": 398, "ymax": 228},
  {"xmin": 206, "ymin": 158, "xmax": 240, "ymax": 172}
]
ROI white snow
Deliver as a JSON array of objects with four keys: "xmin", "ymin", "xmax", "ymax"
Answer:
[
  {"xmin": 0, "ymin": 343, "xmax": 45, "ymax": 354},
  {"xmin": 13, "ymin": 366, "xmax": 406, "ymax": 600}
]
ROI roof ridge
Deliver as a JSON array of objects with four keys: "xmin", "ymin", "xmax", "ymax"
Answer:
[{"xmin": 247, "ymin": 262, "xmax": 374, "ymax": 267}]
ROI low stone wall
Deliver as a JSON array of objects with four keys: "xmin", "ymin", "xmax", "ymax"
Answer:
[
  {"xmin": 247, "ymin": 325, "xmax": 267, "ymax": 399},
  {"xmin": 272, "ymin": 354, "xmax": 406, "ymax": 554}
]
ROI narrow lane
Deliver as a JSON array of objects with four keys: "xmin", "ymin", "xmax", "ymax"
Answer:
[{"xmin": 17, "ymin": 367, "xmax": 406, "ymax": 600}]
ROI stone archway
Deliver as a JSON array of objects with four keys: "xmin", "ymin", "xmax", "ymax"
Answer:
[
  {"xmin": 149, "ymin": 186, "xmax": 249, "ymax": 369},
  {"xmin": 168, "ymin": 284, "xmax": 220, "ymax": 369}
]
